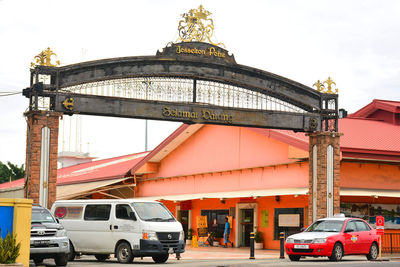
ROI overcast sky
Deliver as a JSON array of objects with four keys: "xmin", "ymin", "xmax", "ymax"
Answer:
[{"xmin": 1, "ymin": 0, "xmax": 399, "ymax": 166}]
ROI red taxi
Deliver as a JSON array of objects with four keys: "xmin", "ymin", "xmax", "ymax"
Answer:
[{"xmin": 285, "ymin": 214, "xmax": 379, "ymax": 261}]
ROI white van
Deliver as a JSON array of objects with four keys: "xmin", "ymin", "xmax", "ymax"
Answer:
[{"xmin": 50, "ymin": 199, "xmax": 185, "ymax": 264}]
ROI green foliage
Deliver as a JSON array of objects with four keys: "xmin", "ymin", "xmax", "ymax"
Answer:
[
  {"xmin": 0, "ymin": 232, "xmax": 21, "ymax": 264},
  {"xmin": 0, "ymin": 161, "xmax": 25, "ymax": 184},
  {"xmin": 254, "ymin": 231, "xmax": 264, "ymax": 243}
]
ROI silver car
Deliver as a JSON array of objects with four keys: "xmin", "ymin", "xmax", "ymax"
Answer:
[{"xmin": 30, "ymin": 205, "xmax": 70, "ymax": 266}]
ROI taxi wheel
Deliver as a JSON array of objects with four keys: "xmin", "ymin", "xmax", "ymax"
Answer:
[
  {"xmin": 289, "ymin": 255, "xmax": 301, "ymax": 261},
  {"xmin": 116, "ymin": 242, "xmax": 134, "ymax": 263},
  {"xmin": 366, "ymin": 243, "xmax": 378, "ymax": 260},
  {"xmin": 329, "ymin": 243, "xmax": 343, "ymax": 261}
]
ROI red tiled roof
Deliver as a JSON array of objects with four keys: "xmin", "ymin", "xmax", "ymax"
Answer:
[
  {"xmin": 57, "ymin": 152, "xmax": 149, "ymax": 185},
  {"xmin": 251, "ymin": 116, "xmax": 400, "ymax": 159},
  {"xmin": 0, "ymin": 152, "xmax": 149, "ymax": 190},
  {"xmin": 0, "ymin": 178, "xmax": 24, "ymax": 190},
  {"xmin": 349, "ymin": 99, "xmax": 400, "ymax": 118}
]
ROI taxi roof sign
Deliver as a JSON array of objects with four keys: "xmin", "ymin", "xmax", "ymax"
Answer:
[{"xmin": 333, "ymin": 213, "xmax": 345, "ymax": 218}]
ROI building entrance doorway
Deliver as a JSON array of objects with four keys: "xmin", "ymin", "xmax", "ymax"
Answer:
[
  {"xmin": 240, "ymin": 208, "xmax": 254, "ymax": 247},
  {"xmin": 177, "ymin": 209, "xmax": 189, "ymax": 241}
]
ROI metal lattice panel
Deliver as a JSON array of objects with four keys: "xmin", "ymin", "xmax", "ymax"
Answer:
[{"xmin": 59, "ymin": 77, "xmax": 306, "ymax": 113}]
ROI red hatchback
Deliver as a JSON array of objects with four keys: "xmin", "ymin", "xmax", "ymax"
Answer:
[{"xmin": 285, "ymin": 215, "xmax": 380, "ymax": 261}]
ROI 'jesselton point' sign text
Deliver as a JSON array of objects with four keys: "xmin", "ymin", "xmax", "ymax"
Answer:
[
  {"xmin": 176, "ymin": 45, "xmax": 226, "ymax": 59},
  {"xmin": 162, "ymin": 107, "xmax": 233, "ymax": 124}
]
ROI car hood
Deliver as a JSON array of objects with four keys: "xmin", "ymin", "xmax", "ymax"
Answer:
[
  {"xmin": 288, "ymin": 232, "xmax": 339, "ymax": 239},
  {"xmin": 31, "ymin": 222, "xmax": 63, "ymax": 230}
]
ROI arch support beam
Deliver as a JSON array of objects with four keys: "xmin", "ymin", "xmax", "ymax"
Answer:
[
  {"xmin": 307, "ymin": 132, "xmax": 342, "ymax": 222},
  {"xmin": 54, "ymin": 93, "xmax": 321, "ymax": 131}
]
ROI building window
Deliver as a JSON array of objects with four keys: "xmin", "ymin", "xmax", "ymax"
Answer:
[
  {"xmin": 84, "ymin": 204, "xmax": 111, "ymax": 221},
  {"xmin": 201, "ymin": 209, "xmax": 229, "ymax": 236},
  {"xmin": 274, "ymin": 208, "xmax": 304, "ymax": 240}
]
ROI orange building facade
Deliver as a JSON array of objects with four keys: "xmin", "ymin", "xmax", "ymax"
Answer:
[{"xmin": 130, "ymin": 100, "xmax": 400, "ymax": 249}]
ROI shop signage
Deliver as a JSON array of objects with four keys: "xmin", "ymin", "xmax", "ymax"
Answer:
[
  {"xmin": 278, "ymin": 214, "xmax": 300, "ymax": 227},
  {"xmin": 376, "ymin": 215, "xmax": 384, "ymax": 235},
  {"xmin": 162, "ymin": 106, "xmax": 233, "ymax": 124},
  {"xmin": 197, "ymin": 216, "xmax": 208, "ymax": 237}
]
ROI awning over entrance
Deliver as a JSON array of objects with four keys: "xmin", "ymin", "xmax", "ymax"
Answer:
[
  {"xmin": 134, "ymin": 187, "xmax": 309, "ymax": 201},
  {"xmin": 57, "ymin": 178, "xmax": 131, "ymax": 200},
  {"xmin": 340, "ymin": 188, "xmax": 400, "ymax": 198}
]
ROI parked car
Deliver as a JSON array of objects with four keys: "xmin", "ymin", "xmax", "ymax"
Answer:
[
  {"xmin": 51, "ymin": 199, "xmax": 185, "ymax": 264},
  {"xmin": 30, "ymin": 205, "xmax": 70, "ymax": 266},
  {"xmin": 285, "ymin": 214, "xmax": 379, "ymax": 261}
]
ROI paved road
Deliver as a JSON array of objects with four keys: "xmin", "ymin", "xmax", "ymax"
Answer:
[{"xmin": 32, "ymin": 255, "xmax": 400, "ymax": 267}]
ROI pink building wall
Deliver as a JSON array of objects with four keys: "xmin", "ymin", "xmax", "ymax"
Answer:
[{"xmin": 137, "ymin": 125, "xmax": 308, "ymax": 197}]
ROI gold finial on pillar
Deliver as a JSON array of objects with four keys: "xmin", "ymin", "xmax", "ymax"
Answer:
[
  {"xmin": 313, "ymin": 77, "xmax": 338, "ymax": 94},
  {"xmin": 176, "ymin": 5, "xmax": 224, "ymax": 47},
  {"xmin": 31, "ymin": 47, "xmax": 61, "ymax": 68}
]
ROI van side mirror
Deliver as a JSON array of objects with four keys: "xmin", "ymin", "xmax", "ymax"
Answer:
[
  {"xmin": 300, "ymin": 227, "xmax": 305, "ymax": 232},
  {"xmin": 56, "ymin": 218, "xmax": 60, "ymax": 223},
  {"xmin": 129, "ymin": 212, "xmax": 137, "ymax": 221}
]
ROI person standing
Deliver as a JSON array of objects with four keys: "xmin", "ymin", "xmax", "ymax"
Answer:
[{"xmin": 224, "ymin": 217, "xmax": 233, "ymax": 248}]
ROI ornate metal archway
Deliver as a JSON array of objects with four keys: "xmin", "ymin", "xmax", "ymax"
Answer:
[{"xmin": 24, "ymin": 40, "xmax": 337, "ymax": 132}]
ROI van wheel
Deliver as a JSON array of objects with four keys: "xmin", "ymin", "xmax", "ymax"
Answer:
[
  {"xmin": 54, "ymin": 253, "xmax": 68, "ymax": 266},
  {"xmin": 116, "ymin": 242, "xmax": 134, "ymax": 263},
  {"xmin": 68, "ymin": 241, "xmax": 76, "ymax": 261},
  {"xmin": 95, "ymin": 254, "xmax": 110, "ymax": 261},
  {"xmin": 152, "ymin": 254, "xmax": 169, "ymax": 263},
  {"xmin": 33, "ymin": 257, "xmax": 44, "ymax": 265}
]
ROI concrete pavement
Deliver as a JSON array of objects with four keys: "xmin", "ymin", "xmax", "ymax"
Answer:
[{"xmin": 31, "ymin": 245, "xmax": 400, "ymax": 266}]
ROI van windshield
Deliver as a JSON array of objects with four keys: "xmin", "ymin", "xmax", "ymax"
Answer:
[{"xmin": 131, "ymin": 202, "xmax": 175, "ymax": 222}]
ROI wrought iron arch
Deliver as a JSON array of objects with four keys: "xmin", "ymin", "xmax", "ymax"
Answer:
[{"xmin": 24, "ymin": 42, "xmax": 338, "ymax": 132}]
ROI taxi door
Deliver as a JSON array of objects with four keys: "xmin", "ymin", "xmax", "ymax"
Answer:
[
  {"xmin": 343, "ymin": 220, "xmax": 361, "ymax": 254},
  {"xmin": 354, "ymin": 220, "xmax": 373, "ymax": 253}
]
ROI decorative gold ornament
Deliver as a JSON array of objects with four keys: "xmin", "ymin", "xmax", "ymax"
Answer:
[
  {"xmin": 176, "ymin": 5, "xmax": 224, "ymax": 47},
  {"xmin": 313, "ymin": 77, "xmax": 338, "ymax": 94},
  {"xmin": 31, "ymin": 47, "xmax": 61, "ymax": 68},
  {"xmin": 62, "ymin": 97, "xmax": 74, "ymax": 111}
]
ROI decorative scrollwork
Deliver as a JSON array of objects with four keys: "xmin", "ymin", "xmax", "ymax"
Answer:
[
  {"xmin": 31, "ymin": 47, "xmax": 61, "ymax": 68},
  {"xmin": 313, "ymin": 77, "xmax": 338, "ymax": 94},
  {"xmin": 176, "ymin": 5, "xmax": 224, "ymax": 47},
  {"xmin": 62, "ymin": 97, "xmax": 74, "ymax": 111}
]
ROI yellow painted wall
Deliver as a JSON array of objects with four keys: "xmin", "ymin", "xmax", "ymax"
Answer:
[{"xmin": 0, "ymin": 198, "xmax": 33, "ymax": 267}]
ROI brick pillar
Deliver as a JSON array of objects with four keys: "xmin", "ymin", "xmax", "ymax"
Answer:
[
  {"xmin": 24, "ymin": 110, "xmax": 62, "ymax": 209},
  {"xmin": 307, "ymin": 132, "xmax": 342, "ymax": 223}
]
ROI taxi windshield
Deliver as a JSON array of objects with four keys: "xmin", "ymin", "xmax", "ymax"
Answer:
[
  {"xmin": 131, "ymin": 202, "xmax": 175, "ymax": 222},
  {"xmin": 306, "ymin": 220, "xmax": 344, "ymax": 233}
]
